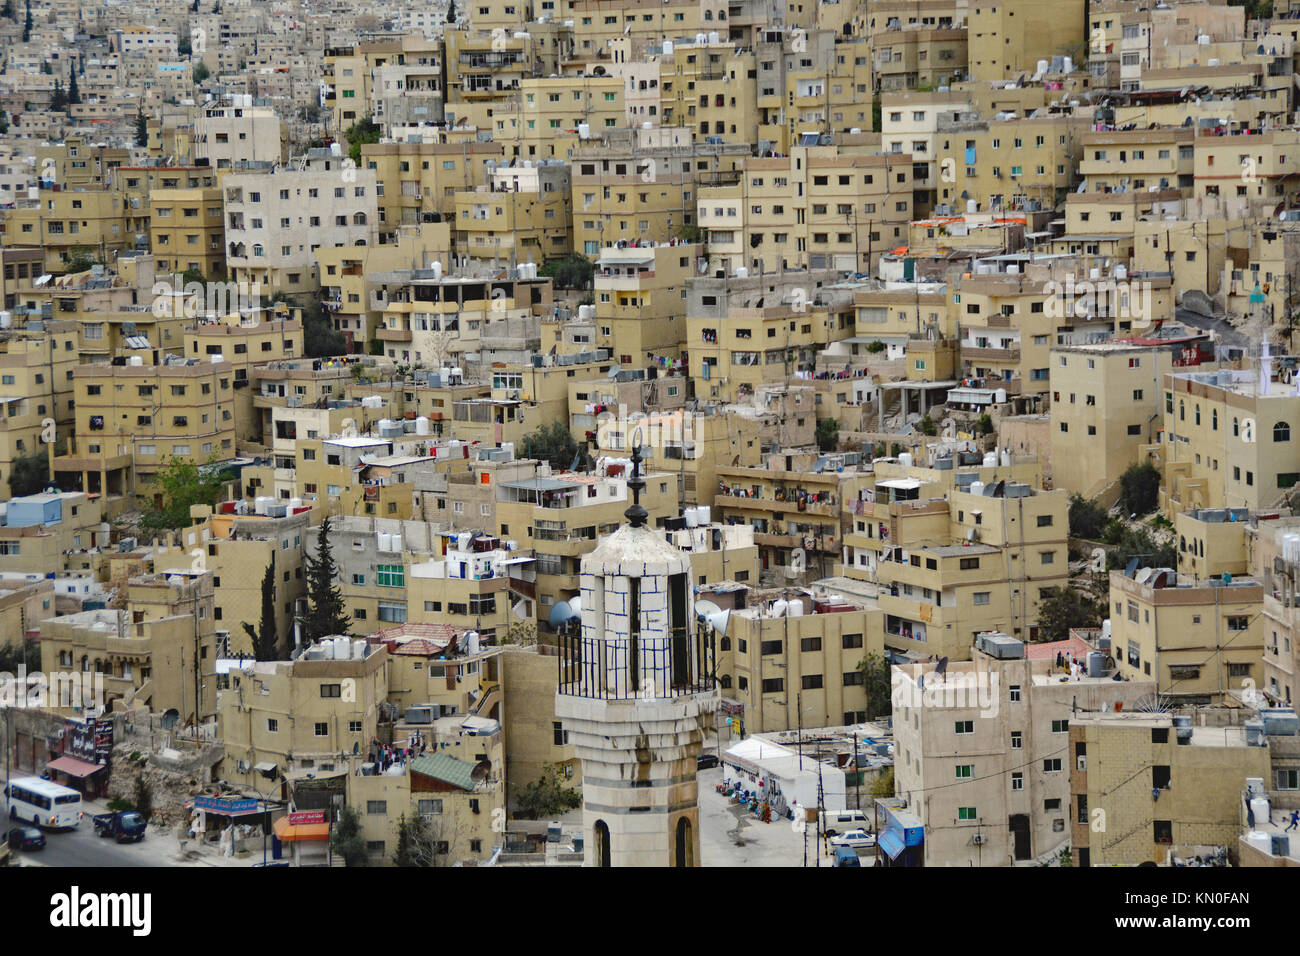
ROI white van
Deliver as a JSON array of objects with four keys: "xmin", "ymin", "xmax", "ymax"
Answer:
[{"xmin": 822, "ymin": 809, "xmax": 869, "ymax": 836}]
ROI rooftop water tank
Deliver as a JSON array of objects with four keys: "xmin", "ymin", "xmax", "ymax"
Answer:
[
  {"xmin": 378, "ymin": 531, "xmax": 393, "ymax": 551},
  {"xmin": 1086, "ymin": 651, "xmax": 1106, "ymax": 677},
  {"xmin": 982, "ymin": 452, "xmax": 997, "ymax": 467},
  {"xmin": 970, "ymin": 481, "xmax": 986, "ymax": 496},
  {"xmin": 771, "ymin": 599, "xmax": 789, "ymax": 618},
  {"xmin": 662, "ymin": 40, "xmax": 674, "ymax": 55},
  {"xmin": 415, "ymin": 416, "xmax": 431, "ymax": 436},
  {"xmin": 130, "ymin": 355, "xmax": 144, "ymax": 366},
  {"xmin": 898, "ymin": 451, "xmax": 914, "ymax": 467},
  {"xmin": 431, "ymin": 260, "xmax": 443, "ymax": 280}
]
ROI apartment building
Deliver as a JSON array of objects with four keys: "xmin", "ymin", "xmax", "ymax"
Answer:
[
  {"xmin": 1157, "ymin": 368, "xmax": 1300, "ymax": 516},
  {"xmin": 54, "ymin": 358, "xmax": 237, "ymax": 513},
  {"xmin": 222, "ymin": 151, "xmax": 379, "ymax": 295},
  {"xmin": 453, "ymin": 162, "xmax": 572, "ymax": 264},
  {"xmin": 3, "ymin": 189, "xmax": 130, "ymax": 275},
  {"xmin": 1080, "ymin": 128, "xmax": 1195, "ymax": 196},
  {"xmin": 193, "ymin": 97, "xmax": 288, "ymax": 169},
  {"xmin": 1050, "ymin": 341, "xmax": 1195, "ymax": 501},
  {"xmin": 1109, "ymin": 568, "xmax": 1264, "ymax": 704},
  {"xmin": 1069, "ymin": 712, "xmax": 1271, "ymax": 866},
  {"xmin": 967, "ymin": 0, "xmax": 1086, "ymax": 83},
  {"xmin": 715, "ymin": 586, "xmax": 884, "ymax": 733},
  {"xmin": 183, "ymin": 312, "xmax": 304, "ymax": 440},
  {"xmin": 894, "ymin": 641, "xmax": 1156, "ymax": 866},
  {"xmin": 41, "ymin": 570, "xmax": 219, "ymax": 723},
  {"xmin": 361, "ymin": 140, "xmax": 503, "ymax": 234},
  {"xmin": 0, "ymin": 491, "xmax": 108, "ymax": 576},
  {"xmin": 588, "ymin": 241, "xmax": 700, "ymax": 365},
  {"xmin": 148, "ymin": 186, "xmax": 225, "ymax": 279},
  {"xmin": 934, "ymin": 114, "xmax": 1085, "ymax": 216},
  {"xmin": 0, "ymin": 320, "xmax": 79, "ymax": 500},
  {"xmin": 218, "ymin": 638, "xmax": 389, "ymax": 789}
]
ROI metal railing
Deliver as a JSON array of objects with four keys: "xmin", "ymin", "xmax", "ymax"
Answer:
[{"xmin": 558, "ymin": 628, "xmax": 716, "ymax": 700}]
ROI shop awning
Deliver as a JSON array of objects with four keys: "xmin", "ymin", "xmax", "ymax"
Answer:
[
  {"xmin": 273, "ymin": 816, "xmax": 330, "ymax": 842},
  {"xmin": 878, "ymin": 828, "xmax": 906, "ymax": 860},
  {"xmin": 46, "ymin": 755, "xmax": 105, "ymax": 777},
  {"xmin": 254, "ymin": 761, "xmax": 278, "ymax": 775}
]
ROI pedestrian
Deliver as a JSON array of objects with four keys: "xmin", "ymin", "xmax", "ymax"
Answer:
[{"xmin": 1287, "ymin": 810, "xmax": 1299, "ymax": 832}]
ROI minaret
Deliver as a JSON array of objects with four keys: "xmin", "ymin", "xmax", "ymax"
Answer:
[{"xmin": 555, "ymin": 447, "xmax": 718, "ymax": 867}]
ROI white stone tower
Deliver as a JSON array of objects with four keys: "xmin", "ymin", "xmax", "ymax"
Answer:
[{"xmin": 554, "ymin": 448, "xmax": 718, "ymax": 867}]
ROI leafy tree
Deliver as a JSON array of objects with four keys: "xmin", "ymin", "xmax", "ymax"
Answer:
[
  {"xmin": 8, "ymin": 450, "xmax": 51, "ymax": 498},
  {"xmin": 64, "ymin": 247, "xmax": 97, "ymax": 273},
  {"xmin": 537, "ymin": 254, "xmax": 594, "ymax": 291},
  {"xmin": 269, "ymin": 291, "xmax": 345, "ymax": 358},
  {"xmin": 140, "ymin": 456, "xmax": 226, "ymax": 532},
  {"xmin": 1118, "ymin": 462, "xmax": 1161, "ymax": 517},
  {"xmin": 815, "ymin": 417, "xmax": 839, "ymax": 452},
  {"xmin": 301, "ymin": 518, "xmax": 352, "ymax": 643},
  {"xmin": 330, "ymin": 805, "xmax": 368, "ymax": 866},
  {"xmin": 178, "ymin": 38, "xmax": 191, "ymax": 55},
  {"xmin": 135, "ymin": 112, "xmax": 148, "ymax": 146},
  {"xmin": 193, "ymin": 61, "xmax": 210, "ymax": 84},
  {"xmin": 67, "ymin": 63, "xmax": 79, "ymax": 105},
  {"xmin": 0, "ymin": 640, "xmax": 39, "ymax": 673},
  {"xmin": 523, "ymin": 419, "xmax": 578, "ymax": 471},
  {"xmin": 242, "ymin": 554, "xmax": 283, "ymax": 661},
  {"xmin": 514, "ymin": 767, "xmax": 581, "ymax": 820},
  {"xmin": 1036, "ymin": 585, "xmax": 1106, "ymax": 643},
  {"xmin": 49, "ymin": 80, "xmax": 66, "ymax": 112},
  {"xmin": 343, "ymin": 116, "xmax": 381, "ymax": 165},
  {"xmin": 393, "ymin": 813, "xmax": 441, "ymax": 866},
  {"xmin": 1068, "ymin": 493, "xmax": 1108, "ymax": 540},
  {"xmin": 864, "ymin": 340, "xmax": 886, "ymax": 353},
  {"xmin": 1105, "ymin": 525, "xmax": 1175, "ymax": 571},
  {"xmin": 856, "ymin": 651, "xmax": 893, "ymax": 720},
  {"xmin": 976, "ymin": 413, "xmax": 994, "ymax": 436},
  {"xmin": 133, "ymin": 774, "xmax": 154, "ymax": 822},
  {"xmin": 917, "ymin": 414, "xmax": 937, "ymax": 436},
  {"xmin": 870, "ymin": 767, "xmax": 894, "ymax": 799}
]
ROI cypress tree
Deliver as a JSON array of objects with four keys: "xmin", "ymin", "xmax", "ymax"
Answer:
[{"xmin": 301, "ymin": 517, "xmax": 351, "ymax": 643}]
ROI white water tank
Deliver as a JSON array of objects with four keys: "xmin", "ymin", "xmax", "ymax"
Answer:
[
  {"xmin": 788, "ymin": 601, "xmax": 804, "ymax": 617},
  {"xmin": 697, "ymin": 505, "xmax": 711, "ymax": 524},
  {"xmin": 378, "ymin": 531, "xmax": 393, "ymax": 551},
  {"xmin": 1000, "ymin": 449, "xmax": 1012, "ymax": 467},
  {"xmin": 1062, "ymin": 57, "xmax": 1073, "ymax": 73},
  {"xmin": 578, "ymin": 123, "xmax": 591, "ymax": 139},
  {"xmin": 466, "ymin": 630, "xmax": 481, "ymax": 655},
  {"xmin": 695, "ymin": 32, "xmax": 707, "ymax": 44},
  {"xmin": 771, "ymin": 599, "xmax": 789, "ymax": 618},
  {"xmin": 361, "ymin": 395, "xmax": 384, "ymax": 409},
  {"xmin": 1036, "ymin": 59, "xmax": 1049, "ymax": 76},
  {"xmin": 0, "ymin": 312, "xmax": 10, "ymax": 329},
  {"xmin": 391, "ymin": 534, "xmax": 402, "ymax": 553},
  {"xmin": 899, "ymin": 451, "xmax": 914, "ymax": 467},
  {"xmin": 735, "ymin": 266, "xmax": 749, "ymax": 278},
  {"xmin": 352, "ymin": 638, "xmax": 367, "ymax": 660},
  {"xmin": 1115, "ymin": 264, "xmax": 1127, "ymax": 280},
  {"xmin": 966, "ymin": 199, "xmax": 976, "ymax": 214},
  {"xmin": 210, "ymin": 353, "xmax": 223, "ymax": 363},
  {"xmin": 129, "ymin": 355, "xmax": 144, "ymax": 366},
  {"xmin": 708, "ymin": 31, "xmax": 720, "ymax": 44},
  {"xmin": 982, "ymin": 452, "xmax": 997, "ymax": 467},
  {"xmin": 684, "ymin": 508, "xmax": 699, "ymax": 528},
  {"xmin": 970, "ymin": 480, "xmax": 986, "ymax": 496},
  {"xmin": 288, "ymin": 498, "xmax": 303, "ymax": 511},
  {"xmin": 254, "ymin": 496, "xmax": 271, "ymax": 515},
  {"xmin": 431, "ymin": 260, "xmax": 443, "ymax": 280},
  {"xmin": 663, "ymin": 40, "xmax": 673, "ymax": 55},
  {"xmin": 415, "ymin": 416, "xmax": 431, "ymax": 436},
  {"xmin": 1090, "ymin": 267, "xmax": 1100, "ymax": 280}
]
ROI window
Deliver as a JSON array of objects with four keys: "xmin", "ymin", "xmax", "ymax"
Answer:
[
  {"xmin": 1009, "ymin": 684, "xmax": 1021, "ymax": 702},
  {"xmin": 842, "ymin": 633, "xmax": 863, "ymax": 648},
  {"xmin": 553, "ymin": 721, "xmax": 569, "ymax": 746},
  {"xmin": 1276, "ymin": 769, "xmax": 1299, "ymax": 790},
  {"xmin": 973, "ymin": 592, "xmax": 991, "ymax": 606},
  {"xmin": 1276, "ymin": 421, "xmax": 1292, "ymax": 442},
  {"xmin": 314, "ymin": 722, "xmax": 328, "ymax": 737},
  {"xmin": 266, "ymin": 718, "xmax": 279, "ymax": 732},
  {"xmin": 376, "ymin": 564, "xmax": 404, "ymax": 587},
  {"xmin": 955, "ymin": 764, "xmax": 973, "ymax": 779},
  {"xmin": 1010, "ymin": 731, "xmax": 1022, "ymax": 749},
  {"xmin": 320, "ymin": 683, "xmax": 342, "ymax": 698},
  {"xmin": 1036, "ymin": 515, "xmax": 1053, "ymax": 527},
  {"xmin": 761, "ymin": 678, "xmax": 784, "ymax": 693},
  {"xmin": 1011, "ymin": 772, "xmax": 1023, "ymax": 791},
  {"xmin": 1051, "ymin": 720, "xmax": 1068, "ymax": 733},
  {"xmin": 955, "ymin": 720, "xmax": 974, "ymax": 734},
  {"xmin": 801, "ymin": 674, "xmax": 824, "ymax": 690},
  {"xmin": 1043, "ymin": 758, "xmax": 1062, "ymax": 773},
  {"xmin": 957, "ymin": 807, "xmax": 977, "ymax": 821},
  {"xmin": 366, "ymin": 801, "xmax": 387, "ymax": 814},
  {"xmin": 800, "ymin": 637, "xmax": 822, "ymax": 652}
]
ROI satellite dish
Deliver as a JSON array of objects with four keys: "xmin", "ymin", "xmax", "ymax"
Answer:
[
  {"xmin": 1135, "ymin": 694, "xmax": 1171, "ymax": 714},
  {"xmin": 1135, "ymin": 567, "xmax": 1153, "ymax": 585},
  {"xmin": 934, "ymin": 656, "xmax": 949, "ymax": 682},
  {"xmin": 470, "ymin": 760, "xmax": 492, "ymax": 783},
  {"xmin": 695, "ymin": 599, "xmax": 722, "ymax": 619},
  {"xmin": 705, "ymin": 609, "xmax": 731, "ymax": 637},
  {"xmin": 548, "ymin": 600, "xmax": 577, "ymax": 629}
]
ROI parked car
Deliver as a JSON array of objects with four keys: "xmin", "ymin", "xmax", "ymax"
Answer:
[
  {"xmin": 7, "ymin": 826, "xmax": 45, "ymax": 851},
  {"xmin": 829, "ymin": 828, "xmax": 877, "ymax": 850},
  {"xmin": 823, "ymin": 809, "xmax": 869, "ymax": 837},
  {"xmin": 92, "ymin": 811, "xmax": 147, "ymax": 843},
  {"xmin": 834, "ymin": 845, "xmax": 862, "ymax": 867},
  {"xmin": 697, "ymin": 754, "xmax": 720, "ymax": 770}
]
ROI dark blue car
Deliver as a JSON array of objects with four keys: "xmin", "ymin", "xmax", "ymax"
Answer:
[{"xmin": 8, "ymin": 826, "xmax": 45, "ymax": 851}]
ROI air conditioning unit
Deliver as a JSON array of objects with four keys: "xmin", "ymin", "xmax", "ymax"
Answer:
[
  {"xmin": 971, "ymin": 834, "xmax": 986, "ymax": 845},
  {"xmin": 1077, "ymin": 755, "xmax": 1087, "ymax": 771}
]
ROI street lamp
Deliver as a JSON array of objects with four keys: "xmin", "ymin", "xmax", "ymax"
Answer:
[{"xmin": 245, "ymin": 772, "xmax": 283, "ymax": 866}]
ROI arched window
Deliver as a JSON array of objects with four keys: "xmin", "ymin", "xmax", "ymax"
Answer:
[
  {"xmin": 1194, "ymin": 405, "xmax": 1201, "ymax": 426},
  {"xmin": 353, "ymin": 212, "xmax": 367, "ymax": 226},
  {"xmin": 593, "ymin": 819, "xmax": 611, "ymax": 868},
  {"xmin": 1179, "ymin": 536, "xmax": 1186, "ymax": 553},
  {"xmin": 675, "ymin": 817, "xmax": 694, "ymax": 867},
  {"xmin": 1275, "ymin": 421, "xmax": 1291, "ymax": 442}
]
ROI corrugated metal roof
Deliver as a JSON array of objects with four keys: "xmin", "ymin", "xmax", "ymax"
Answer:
[{"xmin": 410, "ymin": 752, "xmax": 478, "ymax": 791}]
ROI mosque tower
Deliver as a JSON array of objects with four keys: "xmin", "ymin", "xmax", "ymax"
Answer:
[{"xmin": 554, "ymin": 446, "xmax": 719, "ymax": 866}]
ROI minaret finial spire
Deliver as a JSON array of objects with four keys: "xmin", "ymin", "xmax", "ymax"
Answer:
[{"xmin": 624, "ymin": 439, "xmax": 647, "ymax": 528}]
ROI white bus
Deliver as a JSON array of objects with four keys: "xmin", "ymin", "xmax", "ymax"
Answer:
[{"xmin": 4, "ymin": 776, "xmax": 83, "ymax": 829}]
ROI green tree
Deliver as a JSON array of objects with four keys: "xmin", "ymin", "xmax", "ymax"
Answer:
[
  {"xmin": 242, "ymin": 554, "xmax": 283, "ymax": 661},
  {"xmin": 23, "ymin": 0, "xmax": 31, "ymax": 41},
  {"xmin": 133, "ymin": 774, "xmax": 154, "ymax": 822},
  {"xmin": 2, "ymin": 1, "xmax": 13, "ymax": 19},
  {"xmin": 392, "ymin": 813, "xmax": 441, "ymax": 866},
  {"xmin": 523, "ymin": 419, "xmax": 578, "ymax": 471},
  {"xmin": 815, "ymin": 417, "xmax": 838, "ymax": 452},
  {"xmin": 64, "ymin": 247, "xmax": 97, "ymax": 273},
  {"xmin": 0, "ymin": 640, "xmax": 39, "ymax": 673},
  {"xmin": 135, "ymin": 112, "xmax": 148, "ymax": 146},
  {"xmin": 1036, "ymin": 585, "xmax": 1106, "ymax": 643},
  {"xmin": 67, "ymin": 63, "xmax": 79, "ymax": 105},
  {"xmin": 856, "ymin": 651, "xmax": 893, "ymax": 720},
  {"xmin": 269, "ymin": 291, "xmax": 344, "ymax": 358},
  {"xmin": 49, "ymin": 79, "xmax": 66, "ymax": 112},
  {"xmin": 8, "ymin": 450, "xmax": 51, "ymax": 498},
  {"xmin": 301, "ymin": 517, "xmax": 352, "ymax": 643},
  {"xmin": 864, "ymin": 340, "xmax": 886, "ymax": 353},
  {"xmin": 917, "ymin": 414, "xmax": 937, "ymax": 436},
  {"xmin": 140, "ymin": 456, "xmax": 226, "ymax": 532},
  {"xmin": 343, "ymin": 116, "xmax": 381, "ymax": 165},
  {"xmin": 1106, "ymin": 525, "xmax": 1175, "ymax": 571},
  {"xmin": 446, "ymin": 0, "xmax": 456, "ymax": 21},
  {"xmin": 976, "ymin": 413, "xmax": 994, "ymax": 436},
  {"xmin": 870, "ymin": 767, "xmax": 894, "ymax": 799},
  {"xmin": 330, "ymin": 805, "xmax": 368, "ymax": 866},
  {"xmin": 1068, "ymin": 493, "xmax": 1108, "ymax": 540},
  {"xmin": 192, "ymin": 61, "xmax": 210, "ymax": 84},
  {"xmin": 537, "ymin": 254, "xmax": 594, "ymax": 291},
  {"xmin": 514, "ymin": 767, "xmax": 581, "ymax": 820},
  {"xmin": 1118, "ymin": 462, "xmax": 1161, "ymax": 517}
]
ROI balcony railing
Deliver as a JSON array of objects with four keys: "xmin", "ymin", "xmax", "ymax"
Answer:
[{"xmin": 557, "ymin": 628, "xmax": 716, "ymax": 700}]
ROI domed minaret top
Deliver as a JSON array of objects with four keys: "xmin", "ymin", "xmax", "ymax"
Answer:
[{"xmin": 623, "ymin": 444, "xmax": 648, "ymax": 529}]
